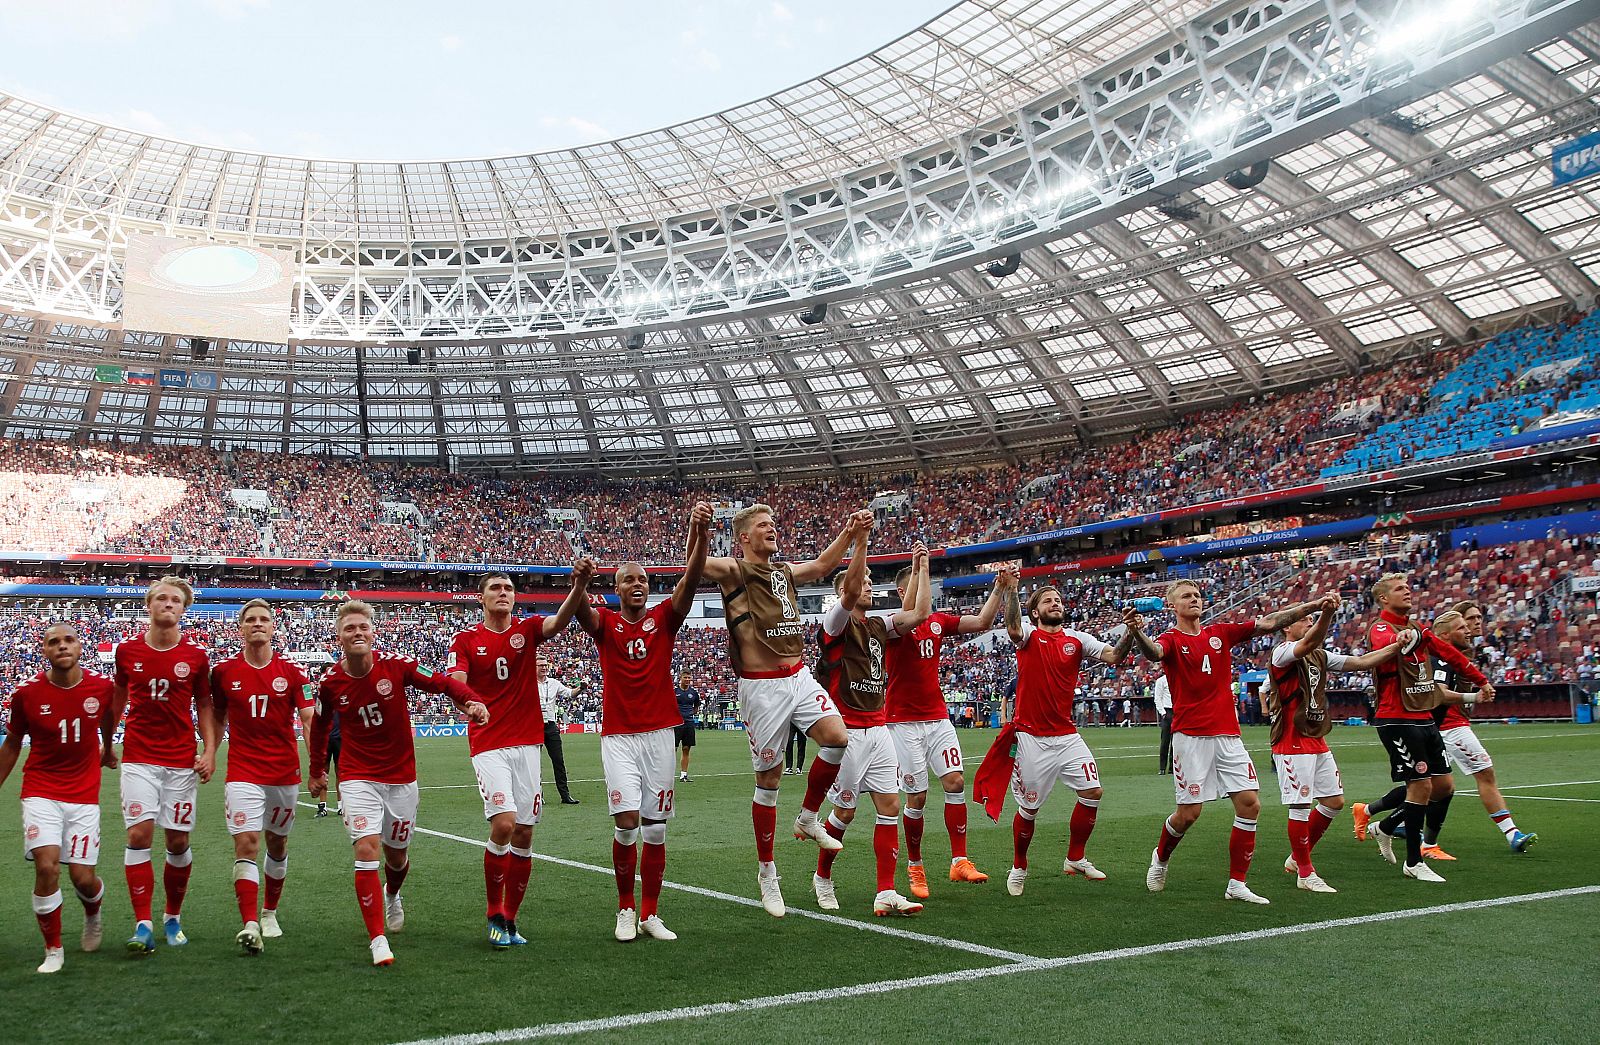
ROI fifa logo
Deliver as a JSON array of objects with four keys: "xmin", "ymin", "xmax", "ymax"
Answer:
[
  {"xmin": 869, "ymin": 637, "xmax": 884, "ymax": 681},
  {"xmin": 1307, "ymin": 664, "xmax": 1322, "ymax": 692},
  {"xmin": 770, "ymin": 570, "xmax": 796, "ymax": 619}
]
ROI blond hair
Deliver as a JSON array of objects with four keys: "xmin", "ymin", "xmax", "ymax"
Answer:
[
  {"xmin": 1165, "ymin": 579, "xmax": 1201, "ymax": 601},
  {"xmin": 146, "ymin": 575, "xmax": 194, "ymax": 609},
  {"xmin": 1431, "ymin": 609, "xmax": 1465, "ymax": 636},
  {"xmin": 1372, "ymin": 573, "xmax": 1407, "ymax": 602},
  {"xmin": 336, "ymin": 599, "xmax": 374, "ymax": 623},
  {"xmin": 732, "ymin": 503, "xmax": 773, "ymax": 536},
  {"xmin": 237, "ymin": 598, "xmax": 273, "ymax": 622}
]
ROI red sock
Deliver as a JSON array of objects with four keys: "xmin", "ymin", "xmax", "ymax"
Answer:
[
  {"xmin": 903, "ymin": 810, "xmax": 925, "ymax": 863},
  {"xmin": 1308, "ymin": 806, "xmax": 1337, "ymax": 850},
  {"xmin": 35, "ymin": 898, "xmax": 62, "ymax": 949},
  {"xmin": 125, "ymin": 860, "xmax": 154, "ymax": 923},
  {"xmin": 801, "ymin": 753, "xmax": 843, "ymax": 813},
  {"xmin": 384, "ymin": 859, "xmax": 409, "ymax": 898},
  {"xmin": 944, "ymin": 796, "xmax": 969, "ymax": 858},
  {"xmin": 162, "ymin": 856, "xmax": 191, "ymax": 917},
  {"xmin": 874, "ymin": 818, "xmax": 899, "ymax": 894},
  {"xmin": 1289, "ymin": 815, "xmax": 1313, "ymax": 877},
  {"xmin": 264, "ymin": 871, "xmax": 285, "ymax": 912},
  {"xmin": 753, "ymin": 799, "xmax": 778, "ymax": 863},
  {"xmin": 817, "ymin": 816, "xmax": 847, "ymax": 877},
  {"xmin": 1156, "ymin": 816, "xmax": 1185, "ymax": 862},
  {"xmin": 505, "ymin": 851, "xmax": 532, "ymax": 920},
  {"xmin": 1012, "ymin": 811, "xmax": 1036, "ymax": 869},
  {"xmin": 640, "ymin": 842, "xmax": 666, "ymax": 920},
  {"xmin": 354, "ymin": 866, "xmax": 385, "ymax": 939},
  {"xmin": 613, "ymin": 839, "xmax": 638, "ymax": 910},
  {"xmin": 1067, "ymin": 800, "xmax": 1099, "ymax": 862},
  {"xmin": 484, "ymin": 847, "xmax": 511, "ymax": 919},
  {"xmin": 234, "ymin": 879, "xmax": 259, "ymax": 924},
  {"xmin": 1229, "ymin": 819, "xmax": 1257, "ymax": 882}
]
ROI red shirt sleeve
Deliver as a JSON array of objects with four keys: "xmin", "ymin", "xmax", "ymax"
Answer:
[
  {"xmin": 210, "ymin": 667, "xmax": 228, "ymax": 715},
  {"xmin": 1155, "ymin": 631, "xmax": 1176, "ymax": 659},
  {"xmin": 7, "ymin": 691, "xmax": 26, "ymax": 735},
  {"xmin": 113, "ymin": 645, "xmax": 129, "ymax": 688},
  {"xmin": 290, "ymin": 663, "xmax": 315, "ymax": 711},
  {"xmin": 404, "ymin": 658, "xmax": 478, "ymax": 706},
  {"xmin": 445, "ymin": 632, "xmax": 468, "ymax": 674},
  {"xmin": 1424, "ymin": 630, "xmax": 1488, "ymax": 686}
]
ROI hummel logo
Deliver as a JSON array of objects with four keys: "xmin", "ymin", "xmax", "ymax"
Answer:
[
  {"xmin": 360, "ymin": 896, "xmax": 373, "ymax": 907},
  {"xmin": 134, "ymin": 662, "xmax": 144, "ymax": 671},
  {"xmin": 40, "ymin": 704, "xmax": 50, "ymax": 715},
  {"xmin": 232, "ymin": 682, "xmax": 242, "ymax": 690},
  {"xmin": 759, "ymin": 833, "xmax": 774, "ymax": 844}
]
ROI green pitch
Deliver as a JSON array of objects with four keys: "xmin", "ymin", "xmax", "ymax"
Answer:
[{"xmin": 3, "ymin": 724, "xmax": 1596, "ymax": 1043}]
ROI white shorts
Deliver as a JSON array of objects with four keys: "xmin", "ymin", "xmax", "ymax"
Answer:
[
  {"xmin": 21, "ymin": 798, "xmax": 100, "ymax": 865},
  {"xmin": 1273, "ymin": 751, "xmax": 1343, "ymax": 805},
  {"xmin": 120, "ymin": 762, "xmax": 199, "ymax": 832},
  {"xmin": 472, "ymin": 745, "xmax": 543, "ymax": 826},
  {"xmin": 738, "ymin": 666, "xmax": 838, "ymax": 772},
  {"xmin": 1172, "ymin": 733, "xmax": 1258, "ymax": 805},
  {"xmin": 888, "ymin": 719, "xmax": 963, "ymax": 793},
  {"xmin": 828, "ymin": 726, "xmax": 900, "ymax": 810},
  {"xmin": 602, "ymin": 728, "xmax": 676, "ymax": 819},
  {"xmin": 341, "ymin": 780, "xmax": 419, "ymax": 849},
  {"xmin": 224, "ymin": 782, "xmax": 299, "ymax": 836},
  {"xmin": 1010, "ymin": 732, "xmax": 1100, "ymax": 812},
  {"xmin": 1442, "ymin": 726, "xmax": 1493, "ymax": 775}
]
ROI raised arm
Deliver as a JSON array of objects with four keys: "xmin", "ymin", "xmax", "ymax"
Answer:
[
  {"xmin": 791, "ymin": 509, "xmax": 875, "ymax": 584},
  {"xmin": 407, "ymin": 662, "xmax": 491, "ymax": 725},
  {"xmin": 1003, "ymin": 575, "xmax": 1026, "ymax": 645},
  {"xmin": 1425, "ymin": 630, "xmax": 1490, "ymax": 691},
  {"xmin": 958, "ymin": 565, "xmax": 1015, "ymax": 634},
  {"xmin": 1291, "ymin": 593, "xmax": 1341, "ymax": 659},
  {"xmin": 550, "ymin": 557, "xmax": 598, "ymax": 638},
  {"xmin": 891, "ymin": 542, "xmax": 932, "ymax": 633},
  {"xmin": 1097, "ymin": 622, "xmax": 1139, "ymax": 665},
  {"xmin": 670, "ymin": 502, "xmax": 713, "ymax": 622},
  {"xmin": 1253, "ymin": 598, "xmax": 1326, "ymax": 636},
  {"xmin": 1124, "ymin": 607, "xmax": 1166, "ymax": 661},
  {"xmin": 1340, "ymin": 638, "xmax": 1404, "ymax": 672},
  {"xmin": 838, "ymin": 529, "xmax": 871, "ymax": 612}
]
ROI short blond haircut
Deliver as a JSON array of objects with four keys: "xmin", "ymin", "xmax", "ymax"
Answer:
[
  {"xmin": 237, "ymin": 598, "xmax": 273, "ymax": 622},
  {"xmin": 146, "ymin": 575, "xmax": 194, "ymax": 609},
  {"xmin": 1165, "ymin": 579, "xmax": 1201, "ymax": 601},
  {"xmin": 1372, "ymin": 573, "xmax": 1407, "ymax": 602},
  {"xmin": 1431, "ymin": 609, "xmax": 1465, "ymax": 636},
  {"xmin": 336, "ymin": 599, "xmax": 374, "ymax": 624},
  {"xmin": 732, "ymin": 503, "xmax": 773, "ymax": 536}
]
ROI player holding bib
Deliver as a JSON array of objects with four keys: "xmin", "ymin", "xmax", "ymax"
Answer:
[
  {"xmin": 573, "ymin": 502, "xmax": 712, "ymax": 942},
  {"xmin": 209, "ymin": 599, "xmax": 316, "ymax": 954},
  {"xmin": 0, "ymin": 624, "xmax": 115, "ymax": 973}
]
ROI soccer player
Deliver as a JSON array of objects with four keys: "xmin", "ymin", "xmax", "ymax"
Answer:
[
  {"xmin": 447, "ymin": 564, "xmax": 593, "ymax": 949},
  {"xmin": 885, "ymin": 563, "xmax": 1017, "ymax": 897},
  {"xmin": 702, "ymin": 504, "xmax": 873, "ymax": 916},
  {"xmin": 675, "ymin": 673, "xmax": 700, "ymax": 783},
  {"xmin": 573, "ymin": 502, "xmax": 712, "ymax": 941},
  {"xmin": 210, "ymin": 599, "xmax": 315, "ymax": 954},
  {"xmin": 1128, "ymin": 581, "xmax": 1333, "ymax": 904},
  {"xmin": 810, "ymin": 532, "xmax": 931, "ymax": 916},
  {"xmin": 999, "ymin": 585, "xmax": 1136, "ymax": 896},
  {"xmin": 1355, "ymin": 574, "xmax": 1492, "ymax": 882},
  {"xmin": 309, "ymin": 600, "xmax": 488, "ymax": 966},
  {"xmin": 0, "ymin": 624, "xmax": 114, "ymax": 973},
  {"xmin": 1264, "ymin": 600, "xmax": 1403, "ymax": 893},
  {"xmin": 1424, "ymin": 603, "xmax": 1535, "ymax": 853},
  {"xmin": 104, "ymin": 576, "xmax": 217, "ymax": 954}
]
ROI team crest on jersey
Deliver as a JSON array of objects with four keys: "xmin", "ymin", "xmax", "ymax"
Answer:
[
  {"xmin": 509, "ymin": 634, "xmax": 526, "ymax": 650},
  {"xmin": 610, "ymin": 790, "xmax": 623, "ymax": 805},
  {"xmin": 82, "ymin": 697, "xmax": 99, "ymax": 715},
  {"xmin": 273, "ymin": 677, "xmax": 288, "ymax": 693},
  {"xmin": 1416, "ymin": 761, "xmax": 1428, "ymax": 773},
  {"xmin": 1062, "ymin": 640, "xmax": 1078, "ymax": 656},
  {"xmin": 233, "ymin": 811, "xmax": 247, "ymax": 826},
  {"xmin": 642, "ymin": 618, "xmax": 657, "ymax": 633},
  {"xmin": 1209, "ymin": 636, "xmax": 1223, "ymax": 651},
  {"xmin": 26, "ymin": 824, "xmax": 39, "ymax": 840},
  {"xmin": 377, "ymin": 679, "xmax": 394, "ymax": 697},
  {"xmin": 492, "ymin": 792, "xmax": 506, "ymax": 806},
  {"xmin": 127, "ymin": 802, "xmax": 144, "ymax": 818},
  {"xmin": 353, "ymin": 815, "xmax": 369, "ymax": 831},
  {"xmin": 174, "ymin": 662, "xmax": 192, "ymax": 679},
  {"xmin": 1188, "ymin": 784, "xmax": 1201, "ymax": 796},
  {"xmin": 760, "ymin": 748, "xmax": 777, "ymax": 764},
  {"xmin": 839, "ymin": 789, "xmax": 856, "ymax": 804},
  {"xmin": 1300, "ymin": 785, "xmax": 1311, "ymax": 797},
  {"xmin": 904, "ymin": 773, "xmax": 916, "ymax": 788},
  {"xmin": 929, "ymin": 620, "xmax": 942, "ymax": 636}
]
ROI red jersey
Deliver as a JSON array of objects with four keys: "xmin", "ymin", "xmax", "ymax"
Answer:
[
  {"xmin": 211, "ymin": 653, "xmax": 314, "ymax": 786},
  {"xmin": 311, "ymin": 652, "xmax": 473, "ymax": 784},
  {"xmin": 593, "ymin": 602, "xmax": 683, "ymax": 736},
  {"xmin": 1013, "ymin": 623, "xmax": 1107, "ymax": 737},
  {"xmin": 1368, "ymin": 610, "xmax": 1486, "ymax": 722},
  {"xmin": 1157, "ymin": 620, "xmax": 1257, "ymax": 737},
  {"xmin": 886, "ymin": 611, "xmax": 963, "ymax": 723},
  {"xmin": 6, "ymin": 670, "xmax": 114, "ymax": 804},
  {"xmin": 1267, "ymin": 643, "xmax": 1351, "ymax": 755},
  {"xmin": 115, "ymin": 633, "xmax": 211, "ymax": 769},
  {"xmin": 446, "ymin": 615, "xmax": 547, "ymax": 756}
]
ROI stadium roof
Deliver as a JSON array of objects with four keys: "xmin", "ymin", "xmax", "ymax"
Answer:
[{"xmin": 2, "ymin": 0, "xmax": 1599, "ymax": 476}]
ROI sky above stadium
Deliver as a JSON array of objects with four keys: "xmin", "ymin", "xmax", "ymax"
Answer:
[{"xmin": 1, "ymin": 0, "xmax": 949, "ymax": 159}]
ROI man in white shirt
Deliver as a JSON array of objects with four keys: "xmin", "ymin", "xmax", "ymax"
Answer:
[
  {"xmin": 535, "ymin": 657, "xmax": 579, "ymax": 805},
  {"xmin": 1152, "ymin": 675, "xmax": 1173, "ymax": 775}
]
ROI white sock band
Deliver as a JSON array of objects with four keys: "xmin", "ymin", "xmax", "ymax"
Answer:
[
  {"xmin": 486, "ymin": 840, "xmax": 511, "ymax": 856},
  {"xmin": 263, "ymin": 854, "xmax": 288, "ymax": 880},
  {"xmin": 1315, "ymin": 803, "xmax": 1341, "ymax": 820},
  {"xmin": 753, "ymin": 787, "xmax": 780, "ymax": 808},
  {"xmin": 641, "ymin": 822, "xmax": 666, "ymax": 846},
  {"xmin": 124, "ymin": 847, "xmax": 151, "ymax": 867},
  {"xmin": 817, "ymin": 745, "xmax": 847, "ymax": 766},
  {"xmin": 1233, "ymin": 817, "xmax": 1258, "ymax": 832},
  {"xmin": 510, "ymin": 846, "xmax": 532, "ymax": 859},
  {"xmin": 354, "ymin": 859, "xmax": 379, "ymax": 872},
  {"xmin": 1288, "ymin": 807, "xmax": 1312, "ymax": 822},
  {"xmin": 614, "ymin": 826, "xmax": 640, "ymax": 846},
  {"xmin": 32, "ymin": 890, "xmax": 63, "ymax": 916},
  {"xmin": 902, "ymin": 806, "xmax": 924, "ymax": 820},
  {"xmin": 876, "ymin": 814, "xmax": 898, "ymax": 827},
  {"xmin": 944, "ymin": 790, "xmax": 966, "ymax": 805},
  {"xmin": 233, "ymin": 859, "xmax": 260, "ymax": 883},
  {"xmin": 164, "ymin": 848, "xmax": 193, "ymax": 869},
  {"xmin": 826, "ymin": 812, "xmax": 849, "ymax": 833}
]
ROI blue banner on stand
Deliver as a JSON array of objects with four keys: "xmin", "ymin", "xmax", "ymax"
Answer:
[{"xmin": 1553, "ymin": 130, "xmax": 1600, "ymax": 186}]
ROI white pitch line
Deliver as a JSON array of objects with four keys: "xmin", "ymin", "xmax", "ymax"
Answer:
[
  {"xmin": 1477, "ymin": 794, "xmax": 1600, "ymax": 803},
  {"xmin": 391, "ymin": 884, "xmax": 1600, "ymax": 1045},
  {"xmin": 295, "ymin": 802, "xmax": 1035, "ymax": 964},
  {"xmin": 1491, "ymin": 778, "xmax": 1600, "ymax": 790}
]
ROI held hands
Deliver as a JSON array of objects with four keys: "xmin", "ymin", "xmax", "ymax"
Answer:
[
  {"xmin": 912, "ymin": 540, "xmax": 929, "ymax": 567},
  {"xmin": 995, "ymin": 564, "xmax": 1020, "ymax": 590},
  {"xmin": 463, "ymin": 701, "xmax": 491, "ymax": 725},
  {"xmin": 844, "ymin": 509, "xmax": 876, "ymax": 537},
  {"xmin": 101, "ymin": 748, "xmax": 119, "ymax": 771},
  {"xmin": 570, "ymin": 557, "xmax": 597, "ymax": 589},
  {"xmin": 1477, "ymin": 684, "xmax": 1496, "ymax": 705},
  {"xmin": 195, "ymin": 750, "xmax": 216, "ymax": 784},
  {"xmin": 308, "ymin": 774, "xmax": 327, "ymax": 801},
  {"xmin": 1317, "ymin": 591, "xmax": 1341, "ymax": 613},
  {"xmin": 690, "ymin": 501, "xmax": 713, "ymax": 530}
]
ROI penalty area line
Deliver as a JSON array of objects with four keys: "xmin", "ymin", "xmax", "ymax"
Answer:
[{"xmin": 391, "ymin": 884, "xmax": 1600, "ymax": 1045}]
